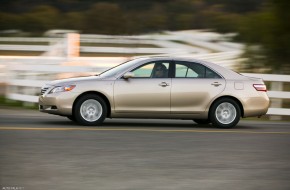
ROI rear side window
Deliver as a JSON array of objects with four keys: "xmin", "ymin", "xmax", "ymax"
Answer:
[
  {"xmin": 175, "ymin": 64, "xmax": 198, "ymax": 78},
  {"xmin": 205, "ymin": 68, "xmax": 222, "ymax": 78},
  {"xmin": 174, "ymin": 61, "xmax": 221, "ymax": 79}
]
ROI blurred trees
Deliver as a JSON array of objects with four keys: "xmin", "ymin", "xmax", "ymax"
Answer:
[
  {"xmin": 261, "ymin": 0, "xmax": 290, "ymax": 73},
  {"xmin": 0, "ymin": 0, "xmax": 264, "ymax": 34},
  {"xmin": 84, "ymin": 3, "xmax": 126, "ymax": 34},
  {"xmin": 237, "ymin": 0, "xmax": 290, "ymax": 73},
  {"xmin": 22, "ymin": 6, "xmax": 61, "ymax": 32},
  {"xmin": 0, "ymin": 0, "xmax": 289, "ymax": 72}
]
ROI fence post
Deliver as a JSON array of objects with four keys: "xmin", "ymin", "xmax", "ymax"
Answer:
[
  {"xmin": 0, "ymin": 61, "xmax": 7, "ymax": 96},
  {"xmin": 66, "ymin": 33, "xmax": 80, "ymax": 58},
  {"xmin": 269, "ymin": 81, "xmax": 283, "ymax": 120}
]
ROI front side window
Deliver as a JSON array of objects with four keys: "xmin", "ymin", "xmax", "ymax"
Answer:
[
  {"xmin": 131, "ymin": 62, "xmax": 169, "ymax": 78},
  {"xmin": 99, "ymin": 58, "xmax": 147, "ymax": 78}
]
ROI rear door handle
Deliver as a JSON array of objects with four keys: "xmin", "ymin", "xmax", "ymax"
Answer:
[
  {"xmin": 159, "ymin": 82, "xmax": 170, "ymax": 87},
  {"xmin": 211, "ymin": 82, "xmax": 222, "ymax": 87}
]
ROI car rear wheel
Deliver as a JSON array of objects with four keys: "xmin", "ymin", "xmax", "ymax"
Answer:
[
  {"xmin": 210, "ymin": 98, "xmax": 241, "ymax": 128},
  {"xmin": 74, "ymin": 94, "xmax": 107, "ymax": 126}
]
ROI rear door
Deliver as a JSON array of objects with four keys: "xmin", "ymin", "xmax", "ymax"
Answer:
[{"xmin": 170, "ymin": 61, "xmax": 225, "ymax": 114}]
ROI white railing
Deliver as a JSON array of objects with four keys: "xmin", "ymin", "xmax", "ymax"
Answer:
[
  {"xmin": 242, "ymin": 73, "xmax": 290, "ymax": 116},
  {"xmin": 0, "ymin": 30, "xmax": 244, "ymax": 55},
  {"xmin": 0, "ymin": 31, "xmax": 288, "ymax": 116},
  {"xmin": 0, "ymin": 56, "xmax": 127, "ymax": 102},
  {"xmin": 0, "ymin": 57, "xmax": 289, "ymax": 116}
]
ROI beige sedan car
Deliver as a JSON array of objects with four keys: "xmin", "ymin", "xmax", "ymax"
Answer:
[{"xmin": 39, "ymin": 57, "xmax": 269, "ymax": 128}]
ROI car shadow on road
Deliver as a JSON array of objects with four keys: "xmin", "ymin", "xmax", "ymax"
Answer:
[
  {"xmin": 39, "ymin": 119, "xmax": 208, "ymax": 128},
  {"xmin": 40, "ymin": 119, "xmax": 260, "ymax": 130},
  {"xmin": 0, "ymin": 115, "xmax": 261, "ymax": 130}
]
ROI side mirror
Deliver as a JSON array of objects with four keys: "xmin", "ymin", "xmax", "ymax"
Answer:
[{"xmin": 123, "ymin": 72, "xmax": 134, "ymax": 79}]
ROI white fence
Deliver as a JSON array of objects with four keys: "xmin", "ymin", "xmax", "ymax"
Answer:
[
  {"xmin": 0, "ymin": 31, "xmax": 289, "ymax": 117},
  {"xmin": 0, "ymin": 57, "xmax": 289, "ymax": 117},
  {"xmin": 242, "ymin": 73, "xmax": 290, "ymax": 116},
  {"xmin": 0, "ymin": 31, "xmax": 243, "ymax": 55}
]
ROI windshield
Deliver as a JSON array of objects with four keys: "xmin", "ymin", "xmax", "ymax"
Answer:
[{"xmin": 99, "ymin": 58, "xmax": 146, "ymax": 78}]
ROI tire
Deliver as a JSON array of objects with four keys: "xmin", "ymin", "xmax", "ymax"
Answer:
[
  {"xmin": 209, "ymin": 98, "xmax": 241, "ymax": 129},
  {"xmin": 74, "ymin": 94, "xmax": 107, "ymax": 126},
  {"xmin": 193, "ymin": 119, "xmax": 211, "ymax": 125},
  {"xmin": 67, "ymin": 115, "xmax": 76, "ymax": 122}
]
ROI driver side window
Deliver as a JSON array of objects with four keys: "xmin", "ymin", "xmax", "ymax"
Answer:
[{"xmin": 131, "ymin": 62, "xmax": 169, "ymax": 78}]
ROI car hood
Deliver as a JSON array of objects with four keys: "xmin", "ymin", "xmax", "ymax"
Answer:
[{"xmin": 46, "ymin": 75, "xmax": 111, "ymax": 86}]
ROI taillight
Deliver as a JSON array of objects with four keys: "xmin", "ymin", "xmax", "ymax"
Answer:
[{"xmin": 253, "ymin": 84, "xmax": 267, "ymax": 92}]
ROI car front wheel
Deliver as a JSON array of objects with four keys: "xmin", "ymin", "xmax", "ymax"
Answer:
[
  {"xmin": 74, "ymin": 94, "xmax": 107, "ymax": 126},
  {"xmin": 67, "ymin": 115, "xmax": 76, "ymax": 122},
  {"xmin": 210, "ymin": 98, "xmax": 241, "ymax": 128},
  {"xmin": 193, "ymin": 119, "xmax": 211, "ymax": 125}
]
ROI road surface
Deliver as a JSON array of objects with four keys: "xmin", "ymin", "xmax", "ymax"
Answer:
[{"xmin": 1, "ymin": 108, "xmax": 290, "ymax": 190}]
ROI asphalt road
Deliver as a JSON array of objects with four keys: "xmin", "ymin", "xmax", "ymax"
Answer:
[{"xmin": 1, "ymin": 108, "xmax": 290, "ymax": 190}]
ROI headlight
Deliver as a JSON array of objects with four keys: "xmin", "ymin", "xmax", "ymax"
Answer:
[{"xmin": 49, "ymin": 85, "xmax": 76, "ymax": 94}]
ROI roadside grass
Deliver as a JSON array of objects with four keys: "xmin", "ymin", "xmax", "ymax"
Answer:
[
  {"xmin": 0, "ymin": 41, "xmax": 49, "ymax": 45},
  {"xmin": 0, "ymin": 50, "xmax": 43, "ymax": 56},
  {"xmin": 0, "ymin": 96, "xmax": 38, "ymax": 110}
]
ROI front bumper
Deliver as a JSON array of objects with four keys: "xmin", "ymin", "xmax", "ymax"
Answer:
[{"xmin": 39, "ymin": 92, "xmax": 79, "ymax": 116}]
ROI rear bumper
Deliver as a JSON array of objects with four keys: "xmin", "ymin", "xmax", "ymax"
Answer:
[{"xmin": 242, "ymin": 93, "xmax": 270, "ymax": 117}]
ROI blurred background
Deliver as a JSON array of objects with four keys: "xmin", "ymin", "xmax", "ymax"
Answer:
[{"xmin": 0, "ymin": 0, "xmax": 289, "ymax": 119}]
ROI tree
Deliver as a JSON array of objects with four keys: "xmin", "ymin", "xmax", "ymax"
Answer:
[
  {"xmin": 263, "ymin": 0, "xmax": 290, "ymax": 73},
  {"xmin": 22, "ymin": 5, "xmax": 61, "ymax": 32},
  {"xmin": 0, "ymin": 12, "xmax": 22, "ymax": 30},
  {"xmin": 84, "ymin": 3, "xmax": 126, "ymax": 34},
  {"xmin": 238, "ymin": 0, "xmax": 290, "ymax": 73}
]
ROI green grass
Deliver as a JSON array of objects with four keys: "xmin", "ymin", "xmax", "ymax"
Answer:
[
  {"xmin": 0, "ymin": 41, "xmax": 49, "ymax": 45},
  {"xmin": 0, "ymin": 50, "xmax": 43, "ymax": 56},
  {"xmin": 0, "ymin": 96, "xmax": 38, "ymax": 110}
]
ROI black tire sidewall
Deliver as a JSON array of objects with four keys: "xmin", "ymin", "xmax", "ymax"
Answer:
[
  {"xmin": 67, "ymin": 115, "xmax": 76, "ymax": 122},
  {"xmin": 210, "ymin": 98, "xmax": 241, "ymax": 128},
  {"xmin": 74, "ymin": 94, "xmax": 107, "ymax": 126},
  {"xmin": 193, "ymin": 119, "xmax": 211, "ymax": 125}
]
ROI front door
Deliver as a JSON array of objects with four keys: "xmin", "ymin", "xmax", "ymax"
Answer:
[{"xmin": 114, "ymin": 61, "xmax": 171, "ymax": 113}]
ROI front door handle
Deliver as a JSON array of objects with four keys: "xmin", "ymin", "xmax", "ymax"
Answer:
[
  {"xmin": 211, "ymin": 82, "xmax": 222, "ymax": 87},
  {"xmin": 159, "ymin": 82, "xmax": 170, "ymax": 87}
]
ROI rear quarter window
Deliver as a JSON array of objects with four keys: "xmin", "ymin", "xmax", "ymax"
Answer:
[{"xmin": 205, "ymin": 68, "xmax": 222, "ymax": 78}]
